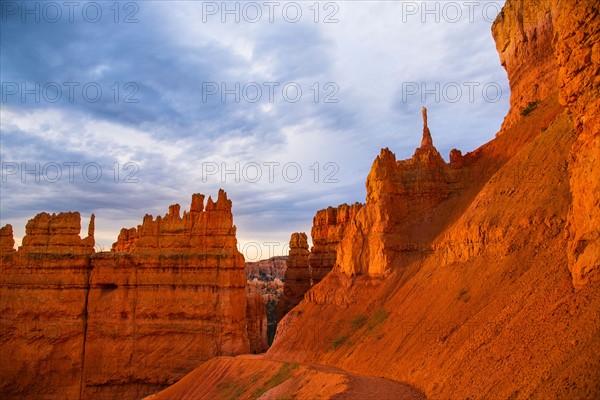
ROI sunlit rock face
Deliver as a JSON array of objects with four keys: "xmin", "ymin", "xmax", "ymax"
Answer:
[{"xmin": 0, "ymin": 191, "xmax": 253, "ymax": 399}]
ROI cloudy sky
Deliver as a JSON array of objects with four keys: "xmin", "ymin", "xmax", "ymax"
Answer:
[{"xmin": 1, "ymin": 0, "xmax": 508, "ymax": 259}]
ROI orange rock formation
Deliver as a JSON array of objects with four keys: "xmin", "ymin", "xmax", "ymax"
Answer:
[
  {"xmin": 143, "ymin": 2, "xmax": 600, "ymax": 397},
  {"xmin": 0, "ymin": 212, "xmax": 95, "ymax": 399},
  {"xmin": 266, "ymin": 2, "xmax": 600, "ymax": 399},
  {"xmin": 0, "ymin": 191, "xmax": 262, "ymax": 399},
  {"xmin": 310, "ymin": 203, "xmax": 363, "ymax": 284},
  {"xmin": 275, "ymin": 233, "xmax": 311, "ymax": 322}
]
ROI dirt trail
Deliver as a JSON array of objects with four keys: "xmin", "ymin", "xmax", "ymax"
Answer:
[{"xmin": 240, "ymin": 355, "xmax": 426, "ymax": 400}]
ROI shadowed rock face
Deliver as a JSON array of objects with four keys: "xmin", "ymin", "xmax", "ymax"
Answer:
[
  {"xmin": 0, "ymin": 190, "xmax": 259, "ymax": 400},
  {"xmin": 246, "ymin": 293, "xmax": 269, "ymax": 354},
  {"xmin": 275, "ymin": 233, "xmax": 311, "ymax": 322}
]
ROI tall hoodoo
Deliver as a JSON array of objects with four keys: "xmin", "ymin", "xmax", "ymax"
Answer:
[
  {"xmin": 275, "ymin": 232, "xmax": 311, "ymax": 322},
  {"xmin": 420, "ymin": 106, "xmax": 434, "ymax": 149}
]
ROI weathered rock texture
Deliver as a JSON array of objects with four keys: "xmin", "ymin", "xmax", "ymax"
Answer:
[
  {"xmin": 310, "ymin": 203, "xmax": 363, "ymax": 285},
  {"xmin": 330, "ymin": 107, "xmax": 470, "ymax": 277},
  {"xmin": 0, "ymin": 191, "xmax": 258, "ymax": 400},
  {"xmin": 275, "ymin": 233, "xmax": 311, "ymax": 322},
  {"xmin": 0, "ymin": 212, "xmax": 94, "ymax": 400},
  {"xmin": 82, "ymin": 190, "xmax": 249, "ymax": 399},
  {"xmin": 246, "ymin": 293, "xmax": 268, "ymax": 354},
  {"xmin": 0, "ymin": 224, "xmax": 16, "ymax": 255},
  {"xmin": 266, "ymin": 2, "xmax": 600, "ymax": 400},
  {"xmin": 493, "ymin": 0, "xmax": 600, "ymax": 289}
]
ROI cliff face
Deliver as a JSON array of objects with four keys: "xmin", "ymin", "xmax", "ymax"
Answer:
[
  {"xmin": 310, "ymin": 204, "xmax": 363, "ymax": 283},
  {"xmin": 493, "ymin": 0, "xmax": 600, "ymax": 289},
  {"xmin": 246, "ymin": 293, "xmax": 269, "ymax": 353},
  {"xmin": 267, "ymin": 1, "xmax": 599, "ymax": 399},
  {"xmin": 82, "ymin": 190, "xmax": 249, "ymax": 399},
  {"xmin": 0, "ymin": 212, "xmax": 95, "ymax": 399},
  {"xmin": 0, "ymin": 191, "xmax": 257, "ymax": 399},
  {"xmin": 554, "ymin": 2, "xmax": 600, "ymax": 289}
]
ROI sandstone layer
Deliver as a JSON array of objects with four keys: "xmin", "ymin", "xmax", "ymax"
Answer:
[
  {"xmin": 0, "ymin": 212, "xmax": 95, "ymax": 399},
  {"xmin": 310, "ymin": 203, "xmax": 363, "ymax": 284},
  {"xmin": 246, "ymin": 293, "xmax": 269, "ymax": 354},
  {"xmin": 0, "ymin": 191, "xmax": 260, "ymax": 400}
]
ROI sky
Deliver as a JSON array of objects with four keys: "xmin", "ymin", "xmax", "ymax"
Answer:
[{"xmin": 0, "ymin": 0, "xmax": 508, "ymax": 260}]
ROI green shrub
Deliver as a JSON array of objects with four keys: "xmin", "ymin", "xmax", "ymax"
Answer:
[
  {"xmin": 252, "ymin": 363, "xmax": 298, "ymax": 398},
  {"xmin": 521, "ymin": 101, "xmax": 540, "ymax": 116},
  {"xmin": 351, "ymin": 314, "xmax": 368, "ymax": 329},
  {"xmin": 457, "ymin": 288, "xmax": 470, "ymax": 302},
  {"xmin": 330, "ymin": 334, "xmax": 349, "ymax": 349}
]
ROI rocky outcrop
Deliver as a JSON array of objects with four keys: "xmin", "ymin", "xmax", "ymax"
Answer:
[
  {"xmin": 0, "ymin": 191, "xmax": 254, "ymax": 400},
  {"xmin": 82, "ymin": 190, "xmax": 248, "ymax": 399},
  {"xmin": 275, "ymin": 233, "xmax": 311, "ymax": 322},
  {"xmin": 493, "ymin": 0, "xmax": 600, "ymax": 288},
  {"xmin": 0, "ymin": 212, "xmax": 95, "ymax": 399},
  {"xmin": 334, "ymin": 108, "xmax": 464, "ymax": 276},
  {"xmin": 310, "ymin": 203, "xmax": 363, "ymax": 284},
  {"xmin": 246, "ymin": 293, "xmax": 269, "ymax": 353},
  {"xmin": 0, "ymin": 224, "xmax": 16, "ymax": 256},
  {"xmin": 20, "ymin": 211, "xmax": 95, "ymax": 255},
  {"xmin": 492, "ymin": 0, "xmax": 558, "ymax": 131},
  {"xmin": 553, "ymin": 2, "xmax": 600, "ymax": 289}
]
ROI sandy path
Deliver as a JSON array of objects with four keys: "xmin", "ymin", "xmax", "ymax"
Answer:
[{"xmin": 241, "ymin": 355, "xmax": 426, "ymax": 399}]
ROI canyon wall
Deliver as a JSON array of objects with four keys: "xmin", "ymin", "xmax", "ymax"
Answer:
[
  {"xmin": 493, "ymin": 0, "xmax": 600, "ymax": 289},
  {"xmin": 268, "ymin": 2, "xmax": 600, "ymax": 399},
  {"xmin": 0, "ymin": 191, "xmax": 261, "ymax": 399},
  {"xmin": 0, "ymin": 212, "xmax": 94, "ymax": 399}
]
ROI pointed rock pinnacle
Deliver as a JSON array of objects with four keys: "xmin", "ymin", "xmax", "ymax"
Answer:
[{"xmin": 420, "ymin": 106, "xmax": 434, "ymax": 149}]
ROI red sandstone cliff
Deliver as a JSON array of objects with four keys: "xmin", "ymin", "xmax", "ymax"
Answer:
[
  {"xmin": 0, "ymin": 191, "xmax": 260, "ymax": 400},
  {"xmin": 492, "ymin": 0, "xmax": 600, "ymax": 289},
  {"xmin": 0, "ymin": 212, "xmax": 95, "ymax": 399},
  {"xmin": 264, "ymin": 2, "xmax": 600, "ymax": 399}
]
